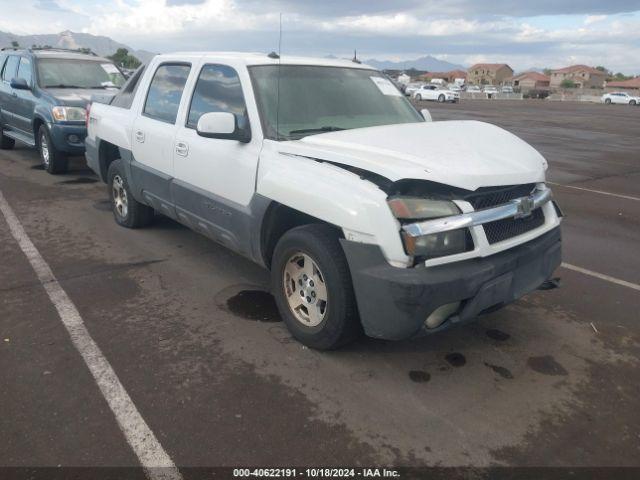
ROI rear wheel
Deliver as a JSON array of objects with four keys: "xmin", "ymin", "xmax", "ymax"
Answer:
[
  {"xmin": 271, "ymin": 224, "xmax": 362, "ymax": 350},
  {"xmin": 604, "ymin": 98, "xmax": 612, "ymax": 104},
  {"xmin": 0, "ymin": 125, "xmax": 15, "ymax": 150},
  {"xmin": 438, "ymin": 94, "xmax": 445, "ymax": 103},
  {"xmin": 416, "ymin": 94, "xmax": 422, "ymax": 101},
  {"xmin": 38, "ymin": 126, "xmax": 68, "ymax": 174},
  {"xmin": 107, "ymin": 159, "xmax": 154, "ymax": 228}
]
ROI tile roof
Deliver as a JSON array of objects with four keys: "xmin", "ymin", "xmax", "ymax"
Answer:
[
  {"xmin": 606, "ymin": 77, "xmax": 640, "ymax": 88},
  {"xmin": 469, "ymin": 63, "xmax": 512, "ymax": 71},
  {"xmin": 551, "ymin": 65, "xmax": 604, "ymax": 75},
  {"xmin": 512, "ymin": 71, "xmax": 550, "ymax": 82}
]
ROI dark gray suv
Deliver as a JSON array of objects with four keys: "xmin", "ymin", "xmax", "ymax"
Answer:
[{"xmin": 0, "ymin": 48, "xmax": 125, "ymax": 173}]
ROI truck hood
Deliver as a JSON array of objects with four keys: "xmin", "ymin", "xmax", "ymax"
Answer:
[
  {"xmin": 278, "ymin": 120, "xmax": 547, "ymax": 191},
  {"xmin": 44, "ymin": 88, "xmax": 118, "ymax": 108}
]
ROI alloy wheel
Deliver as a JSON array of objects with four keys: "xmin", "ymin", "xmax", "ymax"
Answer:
[{"xmin": 282, "ymin": 252, "xmax": 328, "ymax": 327}]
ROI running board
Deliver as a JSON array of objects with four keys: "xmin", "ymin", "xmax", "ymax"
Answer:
[{"xmin": 4, "ymin": 129, "xmax": 36, "ymax": 147}]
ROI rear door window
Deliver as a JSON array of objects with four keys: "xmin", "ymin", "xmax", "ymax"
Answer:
[
  {"xmin": 111, "ymin": 65, "xmax": 146, "ymax": 109},
  {"xmin": 2, "ymin": 55, "xmax": 19, "ymax": 82},
  {"xmin": 143, "ymin": 64, "xmax": 191, "ymax": 124}
]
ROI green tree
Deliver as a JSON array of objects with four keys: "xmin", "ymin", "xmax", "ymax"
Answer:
[
  {"xmin": 107, "ymin": 48, "xmax": 141, "ymax": 69},
  {"xmin": 560, "ymin": 79, "xmax": 576, "ymax": 88}
]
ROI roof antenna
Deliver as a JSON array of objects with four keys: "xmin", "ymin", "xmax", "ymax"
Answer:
[
  {"xmin": 352, "ymin": 49, "xmax": 361, "ymax": 64},
  {"xmin": 275, "ymin": 13, "xmax": 283, "ymax": 140}
]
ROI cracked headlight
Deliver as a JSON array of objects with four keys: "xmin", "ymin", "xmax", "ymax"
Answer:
[
  {"xmin": 52, "ymin": 106, "xmax": 86, "ymax": 122},
  {"xmin": 388, "ymin": 197, "xmax": 471, "ymax": 259}
]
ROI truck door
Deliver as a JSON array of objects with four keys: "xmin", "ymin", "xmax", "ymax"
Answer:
[
  {"xmin": 171, "ymin": 63, "xmax": 261, "ymax": 253},
  {"xmin": 13, "ymin": 57, "xmax": 36, "ymax": 137},
  {"xmin": 130, "ymin": 62, "xmax": 191, "ymax": 218}
]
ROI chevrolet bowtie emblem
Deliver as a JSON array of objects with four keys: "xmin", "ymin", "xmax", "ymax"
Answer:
[{"xmin": 515, "ymin": 196, "xmax": 534, "ymax": 218}]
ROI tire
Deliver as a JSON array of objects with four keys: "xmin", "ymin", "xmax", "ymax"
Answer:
[
  {"xmin": 630, "ymin": 100, "xmax": 637, "ymax": 106},
  {"xmin": 271, "ymin": 224, "xmax": 362, "ymax": 350},
  {"xmin": 107, "ymin": 159, "xmax": 154, "ymax": 228},
  {"xmin": 0, "ymin": 125, "xmax": 15, "ymax": 150},
  {"xmin": 416, "ymin": 94, "xmax": 422, "ymax": 101},
  {"xmin": 438, "ymin": 94, "xmax": 445, "ymax": 103},
  {"xmin": 604, "ymin": 98, "xmax": 611, "ymax": 104},
  {"xmin": 38, "ymin": 125, "xmax": 68, "ymax": 174}
]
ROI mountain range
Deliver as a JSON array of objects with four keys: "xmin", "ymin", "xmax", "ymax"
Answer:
[
  {"xmin": 363, "ymin": 55, "xmax": 466, "ymax": 72},
  {"xmin": 0, "ymin": 30, "xmax": 155, "ymax": 63},
  {"xmin": 0, "ymin": 30, "xmax": 466, "ymax": 72}
]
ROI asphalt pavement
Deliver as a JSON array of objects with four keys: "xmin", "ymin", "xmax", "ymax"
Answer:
[{"xmin": 1, "ymin": 99, "xmax": 639, "ymax": 475}]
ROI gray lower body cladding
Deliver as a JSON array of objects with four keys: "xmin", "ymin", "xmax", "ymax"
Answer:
[{"xmin": 341, "ymin": 227, "xmax": 561, "ymax": 340}]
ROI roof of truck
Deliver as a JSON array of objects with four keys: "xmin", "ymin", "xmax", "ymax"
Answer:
[{"xmin": 155, "ymin": 51, "xmax": 377, "ymax": 69}]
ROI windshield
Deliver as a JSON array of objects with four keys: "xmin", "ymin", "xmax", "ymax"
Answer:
[
  {"xmin": 37, "ymin": 59, "xmax": 126, "ymax": 89},
  {"xmin": 249, "ymin": 65, "xmax": 423, "ymax": 140}
]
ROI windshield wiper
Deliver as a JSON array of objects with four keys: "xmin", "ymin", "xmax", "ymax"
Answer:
[
  {"xmin": 44, "ymin": 84, "xmax": 84, "ymax": 89},
  {"xmin": 289, "ymin": 126, "xmax": 345, "ymax": 135}
]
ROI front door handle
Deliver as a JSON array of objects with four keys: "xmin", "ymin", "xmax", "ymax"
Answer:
[
  {"xmin": 135, "ymin": 130, "xmax": 145, "ymax": 143},
  {"xmin": 175, "ymin": 141, "xmax": 189, "ymax": 157}
]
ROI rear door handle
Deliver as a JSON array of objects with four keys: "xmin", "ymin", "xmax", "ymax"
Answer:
[
  {"xmin": 175, "ymin": 141, "xmax": 189, "ymax": 157},
  {"xmin": 135, "ymin": 130, "xmax": 145, "ymax": 143}
]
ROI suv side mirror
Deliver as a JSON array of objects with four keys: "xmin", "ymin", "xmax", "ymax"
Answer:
[
  {"xmin": 196, "ymin": 112, "xmax": 251, "ymax": 143},
  {"xmin": 10, "ymin": 78, "xmax": 30, "ymax": 90}
]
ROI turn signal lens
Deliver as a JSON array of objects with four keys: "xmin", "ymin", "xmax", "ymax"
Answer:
[{"xmin": 387, "ymin": 197, "xmax": 460, "ymax": 220}]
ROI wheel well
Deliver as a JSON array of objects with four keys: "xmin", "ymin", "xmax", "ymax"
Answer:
[
  {"xmin": 32, "ymin": 117, "xmax": 45, "ymax": 142},
  {"xmin": 98, "ymin": 141, "xmax": 120, "ymax": 183},
  {"xmin": 260, "ymin": 202, "xmax": 341, "ymax": 269}
]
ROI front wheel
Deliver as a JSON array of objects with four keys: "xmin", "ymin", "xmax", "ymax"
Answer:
[
  {"xmin": 415, "ymin": 94, "xmax": 422, "ymax": 101},
  {"xmin": 38, "ymin": 126, "xmax": 68, "ymax": 174},
  {"xmin": 271, "ymin": 224, "xmax": 362, "ymax": 350},
  {"xmin": 438, "ymin": 94, "xmax": 445, "ymax": 103},
  {"xmin": 604, "ymin": 98, "xmax": 612, "ymax": 104},
  {"xmin": 630, "ymin": 100, "xmax": 637, "ymax": 106}
]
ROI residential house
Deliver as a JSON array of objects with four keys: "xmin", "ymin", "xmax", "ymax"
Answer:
[
  {"xmin": 467, "ymin": 64, "xmax": 514, "ymax": 86},
  {"xmin": 605, "ymin": 77, "xmax": 640, "ymax": 92},
  {"xmin": 549, "ymin": 65, "xmax": 606, "ymax": 89},
  {"xmin": 418, "ymin": 70, "xmax": 467, "ymax": 84},
  {"xmin": 509, "ymin": 71, "xmax": 551, "ymax": 92}
]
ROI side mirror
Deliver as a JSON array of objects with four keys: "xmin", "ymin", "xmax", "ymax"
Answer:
[
  {"xmin": 196, "ymin": 112, "xmax": 251, "ymax": 143},
  {"xmin": 10, "ymin": 78, "xmax": 30, "ymax": 90},
  {"xmin": 421, "ymin": 108, "xmax": 432, "ymax": 122}
]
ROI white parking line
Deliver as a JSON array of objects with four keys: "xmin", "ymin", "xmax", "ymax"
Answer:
[
  {"xmin": 548, "ymin": 182, "xmax": 640, "ymax": 202},
  {"xmin": 561, "ymin": 262, "xmax": 640, "ymax": 292},
  {"xmin": 0, "ymin": 189, "xmax": 182, "ymax": 480}
]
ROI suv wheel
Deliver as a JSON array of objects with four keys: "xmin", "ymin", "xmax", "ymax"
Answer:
[
  {"xmin": 271, "ymin": 224, "xmax": 362, "ymax": 350},
  {"xmin": 0, "ymin": 126, "xmax": 15, "ymax": 150},
  {"xmin": 107, "ymin": 159, "xmax": 154, "ymax": 228},
  {"xmin": 38, "ymin": 125, "xmax": 68, "ymax": 174}
]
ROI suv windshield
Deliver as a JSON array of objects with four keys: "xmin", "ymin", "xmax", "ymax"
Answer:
[
  {"xmin": 37, "ymin": 59, "xmax": 126, "ymax": 89},
  {"xmin": 249, "ymin": 65, "xmax": 423, "ymax": 140}
]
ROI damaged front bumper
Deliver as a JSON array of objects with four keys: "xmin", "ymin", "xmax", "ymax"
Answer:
[{"xmin": 340, "ymin": 227, "xmax": 561, "ymax": 340}]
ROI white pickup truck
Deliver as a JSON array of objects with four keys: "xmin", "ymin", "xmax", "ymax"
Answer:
[{"xmin": 86, "ymin": 52, "xmax": 562, "ymax": 350}]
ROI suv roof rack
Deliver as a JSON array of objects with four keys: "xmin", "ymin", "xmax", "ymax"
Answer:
[{"xmin": 29, "ymin": 47, "xmax": 98, "ymax": 56}]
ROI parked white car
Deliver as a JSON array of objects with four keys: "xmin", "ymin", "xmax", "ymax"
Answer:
[
  {"xmin": 404, "ymin": 82, "xmax": 424, "ymax": 97},
  {"xmin": 501, "ymin": 86, "xmax": 514, "ymax": 93},
  {"xmin": 86, "ymin": 52, "xmax": 561, "ymax": 350},
  {"xmin": 601, "ymin": 92, "xmax": 639, "ymax": 106},
  {"xmin": 483, "ymin": 85, "xmax": 499, "ymax": 95},
  {"xmin": 447, "ymin": 83, "xmax": 462, "ymax": 93},
  {"xmin": 413, "ymin": 84, "xmax": 460, "ymax": 103},
  {"xmin": 467, "ymin": 85, "xmax": 482, "ymax": 93}
]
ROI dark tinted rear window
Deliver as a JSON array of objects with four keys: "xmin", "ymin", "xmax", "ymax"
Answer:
[
  {"xmin": 143, "ymin": 64, "xmax": 191, "ymax": 124},
  {"xmin": 110, "ymin": 65, "xmax": 146, "ymax": 109}
]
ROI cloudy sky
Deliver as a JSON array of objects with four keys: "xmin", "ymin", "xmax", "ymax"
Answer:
[{"xmin": 1, "ymin": 0, "xmax": 639, "ymax": 73}]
